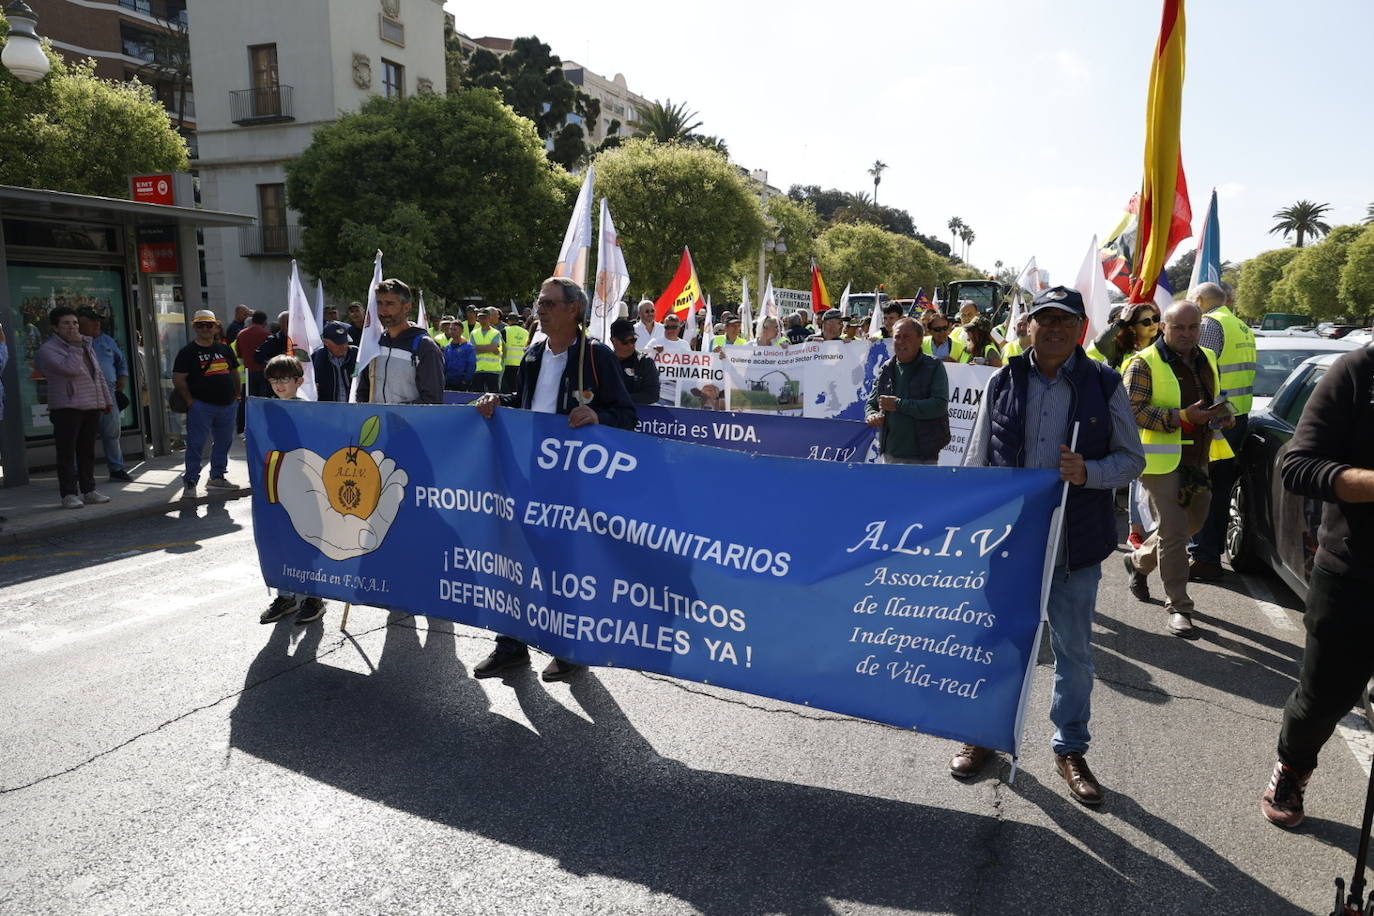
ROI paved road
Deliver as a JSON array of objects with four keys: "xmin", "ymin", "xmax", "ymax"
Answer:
[{"xmin": 1, "ymin": 500, "xmax": 1369, "ymax": 914}]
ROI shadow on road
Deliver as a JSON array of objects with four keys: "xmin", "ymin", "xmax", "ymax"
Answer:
[{"xmin": 229, "ymin": 616, "xmax": 1306, "ymax": 914}]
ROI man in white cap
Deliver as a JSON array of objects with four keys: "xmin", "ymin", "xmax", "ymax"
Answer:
[{"xmin": 172, "ymin": 310, "xmax": 241, "ymax": 499}]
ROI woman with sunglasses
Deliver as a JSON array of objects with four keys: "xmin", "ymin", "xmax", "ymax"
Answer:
[
  {"xmin": 753, "ymin": 315, "xmax": 786, "ymax": 348},
  {"xmin": 1086, "ymin": 302, "xmax": 1160, "ymax": 369}
]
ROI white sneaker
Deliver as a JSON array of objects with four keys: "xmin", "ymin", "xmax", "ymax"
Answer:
[
  {"xmin": 61, "ymin": 494, "xmax": 84, "ymax": 509},
  {"xmin": 206, "ymin": 477, "xmax": 235, "ymax": 490},
  {"xmin": 181, "ymin": 483, "xmax": 197, "ymax": 500},
  {"xmin": 81, "ymin": 491, "xmax": 111, "ymax": 505}
]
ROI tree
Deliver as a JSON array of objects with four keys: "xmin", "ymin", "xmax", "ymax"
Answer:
[
  {"xmin": 1268, "ymin": 225, "xmax": 1363, "ymax": 321},
  {"xmin": 628, "ymin": 99, "xmax": 702, "ymax": 143},
  {"xmin": 1365, "ymin": 202, "xmax": 1374, "ymax": 225},
  {"xmin": 960, "ymin": 226, "xmax": 975, "ymax": 264},
  {"xmin": 1235, "ymin": 248, "xmax": 1300, "ymax": 319},
  {"xmin": 460, "ymin": 36, "xmax": 599, "ymax": 169},
  {"xmin": 816, "ymin": 222, "xmax": 955, "ymax": 297},
  {"xmin": 832, "ymin": 192, "xmax": 882, "ymax": 226},
  {"xmin": 593, "ymin": 139, "xmax": 764, "ymax": 296},
  {"xmin": 1337, "ymin": 224, "xmax": 1374, "ymax": 317},
  {"xmin": 1269, "ymin": 200, "xmax": 1332, "ymax": 248},
  {"xmin": 787, "ymin": 185, "xmax": 947, "ymax": 257},
  {"xmin": 0, "ymin": 27, "xmax": 187, "ymax": 197},
  {"xmin": 867, "ymin": 160, "xmax": 887, "ymax": 205},
  {"xmin": 947, "ymin": 216, "xmax": 964, "ymax": 256},
  {"xmin": 287, "ymin": 90, "xmax": 577, "ymax": 302}
]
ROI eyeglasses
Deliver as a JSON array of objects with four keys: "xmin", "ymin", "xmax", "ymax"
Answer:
[
  {"xmin": 929, "ymin": 324, "xmax": 951, "ymax": 332},
  {"xmin": 1032, "ymin": 313, "xmax": 1081, "ymax": 328},
  {"xmin": 193, "ymin": 322, "xmax": 216, "ymax": 329},
  {"xmin": 1131, "ymin": 316, "xmax": 1159, "ymax": 326}
]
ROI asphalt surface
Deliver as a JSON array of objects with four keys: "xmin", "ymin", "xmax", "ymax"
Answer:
[{"xmin": 1, "ymin": 500, "xmax": 1370, "ymax": 915}]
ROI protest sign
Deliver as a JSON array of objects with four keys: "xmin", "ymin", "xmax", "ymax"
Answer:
[
  {"xmin": 939, "ymin": 362, "xmax": 998, "ymax": 466},
  {"xmin": 248, "ymin": 399, "xmax": 1061, "ymax": 753}
]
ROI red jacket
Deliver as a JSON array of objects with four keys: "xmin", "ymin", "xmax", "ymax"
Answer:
[{"xmin": 235, "ymin": 323, "xmax": 271, "ymax": 372}]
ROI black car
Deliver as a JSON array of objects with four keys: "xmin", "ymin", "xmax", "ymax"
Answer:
[{"xmin": 1225, "ymin": 352, "xmax": 1344, "ymax": 600}]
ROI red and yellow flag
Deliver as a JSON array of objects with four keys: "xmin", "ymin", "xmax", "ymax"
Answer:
[
  {"xmin": 810, "ymin": 261, "xmax": 832, "ymax": 313},
  {"xmin": 654, "ymin": 248, "xmax": 702, "ymax": 322},
  {"xmin": 1130, "ymin": 0, "xmax": 1191, "ymax": 303}
]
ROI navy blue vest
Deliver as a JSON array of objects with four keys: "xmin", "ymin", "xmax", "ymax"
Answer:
[{"xmin": 987, "ymin": 348, "xmax": 1120, "ymax": 571}]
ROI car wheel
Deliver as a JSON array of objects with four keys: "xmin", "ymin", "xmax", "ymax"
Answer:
[
  {"xmin": 1365, "ymin": 676, "xmax": 1374, "ymax": 731},
  {"xmin": 1226, "ymin": 478, "xmax": 1264, "ymax": 573}
]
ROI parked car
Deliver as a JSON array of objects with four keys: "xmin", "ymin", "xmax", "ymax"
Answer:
[
  {"xmin": 1226, "ymin": 352, "xmax": 1348, "ymax": 599},
  {"xmin": 1345, "ymin": 328, "xmax": 1372, "ymax": 346},
  {"xmin": 1251, "ymin": 334, "xmax": 1358, "ymax": 412},
  {"xmin": 1259, "ymin": 312, "xmax": 1310, "ymax": 331}
]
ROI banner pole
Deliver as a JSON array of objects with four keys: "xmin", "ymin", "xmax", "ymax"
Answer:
[
  {"xmin": 1009, "ymin": 420, "xmax": 1080, "ymax": 783},
  {"xmin": 340, "ymin": 362, "xmax": 380, "ymax": 632}
]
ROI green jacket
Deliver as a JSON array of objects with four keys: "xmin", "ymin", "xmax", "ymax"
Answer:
[{"xmin": 865, "ymin": 353, "xmax": 950, "ymax": 460}]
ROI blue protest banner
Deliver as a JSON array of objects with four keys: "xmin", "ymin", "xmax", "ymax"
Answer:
[
  {"xmin": 247, "ymin": 399, "xmax": 1060, "ymax": 753},
  {"xmin": 444, "ymin": 392, "xmax": 876, "ymax": 462}
]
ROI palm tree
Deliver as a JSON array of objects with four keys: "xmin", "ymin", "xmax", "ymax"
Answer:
[
  {"xmin": 834, "ymin": 192, "xmax": 882, "ymax": 225},
  {"xmin": 960, "ymin": 226, "xmax": 975, "ymax": 263},
  {"xmin": 867, "ymin": 160, "xmax": 888, "ymax": 205},
  {"xmin": 1269, "ymin": 200, "xmax": 1332, "ymax": 248},
  {"xmin": 1365, "ymin": 202, "xmax": 1374, "ymax": 225},
  {"xmin": 947, "ymin": 217, "xmax": 964, "ymax": 256},
  {"xmin": 628, "ymin": 99, "xmax": 703, "ymax": 143}
]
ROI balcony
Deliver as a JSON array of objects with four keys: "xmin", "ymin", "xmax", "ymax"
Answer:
[
  {"xmin": 229, "ymin": 85, "xmax": 294, "ymax": 125},
  {"xmin": 239, "ymin": 224, "xmax": 300, "ymax": 257}
]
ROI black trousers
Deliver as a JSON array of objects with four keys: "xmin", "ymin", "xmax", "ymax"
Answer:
[
  {"xmin": 51, "ymin": 407, "xmax": 100, "ymax": 497},
  {"xmin": 500, "ymin": 366, "xmax": 519, "ymax": 393},
  {"xmin": 471, "ymin": 372, "xmax": 501, "ymax": 393},
  {"xmin": 1277, "ymin": 563, "xmax": 1373, "ymax": 772}
]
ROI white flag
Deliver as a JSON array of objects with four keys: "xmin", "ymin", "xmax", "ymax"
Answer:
[
  {"xmin": 756, "ymin": 275, "xmax": 778, "ymax": 339},
  {"xmin": 350, "ymin": 250, "xmax": 385, "ymax": 402},
  {"xmin": 416, "ymin": 290, "xmax": 428, "ymax": 334},
  {"xmin": 286, "ymin": 260, "xmax": 323, "ymax": 401},
  {"xmin": 838, "ymin": 282, "xmax": 852, "ymax": 317},
  {"xmin": 1016, "ymin": 257, "xmax": 1046, "ymax": 296},
  {"xmin": 591, "ymin": 197, "xmax": 631, "ymax": 343},
  {"xmin": 739, "ymin": 276, "xmax": 752, "ymax": 343},
  {"xmin": 867, "ymin": 290, "xmax": 882, "ymax": 339},
  {"xmin": 701, "ymin": 294, "xmax": 714, "ymax": 351},
  {"xmin": 314, "ymin": 278, "xmax": 325, "ymax": 331},
  {"xmin": 554, "ymin": 167, "xmax": 595, "ymax": 290},
  {"xmin": 1074, "ymin": 235, "xmax": 1113, "ymax": 349}
]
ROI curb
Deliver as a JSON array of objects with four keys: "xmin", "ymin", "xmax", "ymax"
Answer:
[{"xmin": 0, "ymin": 486, "xmax": 253, "ymax": 547}]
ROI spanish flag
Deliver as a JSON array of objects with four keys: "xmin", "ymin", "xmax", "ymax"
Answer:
[
  {"xmin": 1130, "ymin": 0, "xmax": 1192, "ymax": 303},
  {"xmin": 654, "ymin": 247, "xmax": 702, "ymax": 323},
  {"xmin": 810, "ymin": 261, "xmax": 832, "ymax": 314}
]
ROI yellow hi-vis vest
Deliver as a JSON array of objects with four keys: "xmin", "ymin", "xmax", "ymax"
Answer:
[
  {"xmin": 1206, "ymin": 305, "xmax": 1257, "ymax": 415},
  {"xmin": 923, "ymin": 334, "xmax": 969, "ymax": 363},
  {"xmin": 503, "ymin": 324, "xmax": 529, "ymax": 367},
  {"xmin": 1136, "ymin": 344, "xmax": 1235, "ymax": 475},
  {"xmin": 1084, "ymin": 342, "xmax": 1109, "ymax": 364},
  {"xmin": 471, "ymin": 327, "xmax": 502, "ymax": 373},
  {"xmin": 230, "ymin": 339, "xmax": 247, "ymax": 387},
  {"xmin": 1002, "ymin": 339, "xmax": 1025, "ymax": 359}
]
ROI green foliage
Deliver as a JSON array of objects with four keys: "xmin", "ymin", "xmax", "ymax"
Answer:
[
  {"xmin": 1337, "ymin": 223, "xmax": 1374, "ymax": 316},
  {"xmin": 459, "ymin": 36, "xmax": 598, "ymax": 169},
  {"xmin": 628, "ymin": 99, "xmax": 702, "ymax": 142},
  {"xmin": 1235, "ymin": 248, "xmax": 1300, "ymax": 319},
  {"xmin": 1269, "ymin": 200, "xmax": 1332, "ymax": 248},
  {"xmin": 787, "ymin": 185, "xmax": 949, "ymax": 257},
  {"xmin": 593, "ymin": 139, "xmax": 764, "ymax": 297},
  {"xmin": 286, "ymin": 90, "xmax": 577, "ymax": 302},
  {"xmin": 1269, "ymin": 225, "xmax": 1363, "ymax": 321},
  {"xmin": 815, "ymin": 222, "xmax": 955, "ymax": 297},
  {"xmin": 0, "ymin": 34, "xmax": 187, "ymax": 196}
]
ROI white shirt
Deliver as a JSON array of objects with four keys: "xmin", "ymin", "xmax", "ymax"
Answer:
[
  {"xmin": 531, "ymin": 347, "xmax": 567, "ymax": 414},
  {"xmin": 635, "ymin": 320, "xmax": 666, "ymax": 351}
]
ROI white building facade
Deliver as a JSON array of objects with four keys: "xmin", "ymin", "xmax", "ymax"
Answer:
[{"xmin": 188, "ymin": 0, "xmax": 446, "ymax": 316}]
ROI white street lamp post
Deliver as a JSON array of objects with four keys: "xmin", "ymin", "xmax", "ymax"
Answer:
[
  {"xmin": 756, "ymin": 234, "xmax": 786, "ymax": 302},
  {"xmin": 2, "ymin": 1, "xmax": 50, "ymax": 84}
]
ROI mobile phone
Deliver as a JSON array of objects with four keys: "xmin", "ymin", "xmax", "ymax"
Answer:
[{"xmin": 1206, "ymin": 395, "xmax": 1230, "ymax": 412}]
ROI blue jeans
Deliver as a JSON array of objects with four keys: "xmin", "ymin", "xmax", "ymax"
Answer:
[
  {"xmin": 184, "ymin": 400, "xmax": 235, "ymax": 485},
  {"xmin": 1046, "ymin": 563, "xmax": 1101, "ymax": 756},
  {"xmin": 98, "ymin": 385, "xmax": 125, "ymax": 473}
]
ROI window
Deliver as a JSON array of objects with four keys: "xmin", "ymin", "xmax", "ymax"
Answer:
[
  {"xmin": 382, "ymin": 59, "xmax": 404, "ymax": 99},
  {"xmin": 249, "ymin": 44, "xmax": 280, "ymax": 116},
  {"xmin": 1281, "ymin": 367, "xmax": 1325, "ymax": 427},
  {"xmin": 258, "ymin": 184, "xmax": 287, "ymax": 253}
]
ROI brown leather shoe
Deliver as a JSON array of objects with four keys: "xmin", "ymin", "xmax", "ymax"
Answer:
[
  {"xmin": 1188, "ymin": 559, "xmax": 1225, "ymax": 582},
  {"xmin": 1055, "ymin": 752, "xmax": 1104, "ymax": 806},
  {"xmin": 949, "ymin": 744, "xmax": 994, "ymax": 779}
]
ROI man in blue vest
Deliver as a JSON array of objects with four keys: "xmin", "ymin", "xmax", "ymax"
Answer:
[{"xmin": 957, "ymin": 286, "xmax": 1145, "ymax": 806}]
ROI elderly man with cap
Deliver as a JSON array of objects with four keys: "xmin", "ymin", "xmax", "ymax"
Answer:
[
  {"xmin": 76, "ymin": 307, "xmax": 131, "ymax": 482},
  {"xmin": 311, "ymin": 321, "xmax": 358, "ymax": 402},
  {"xmin": 955, "ymin": 285, "xmax": 1145, "ymax": 806},
  {"xmin": 1121, "ymin": 299, "xmax": 1235, "ymax": 637},
  {"xmin": 172, "ymin": 309, "xmax": 241, "ymax": 498},
  {"xmin": 712, "ymin": 313, "xmax": 748, "ymax": 348},
  {"xmin": 609, "ymin": 317, "xmax": 661, "ymax": 405},
  {"xmin": 354, "ymin": 279, "xmax": 445, "ymax": 405},
  {"xmin": 809, "ymin": 309, "xmax": 844, "ymax": 342}
]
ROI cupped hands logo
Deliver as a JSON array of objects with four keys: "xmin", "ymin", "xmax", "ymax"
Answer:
[{"xmin": 265, "ymin": 415, "xmax": 408, "ymax": 561}]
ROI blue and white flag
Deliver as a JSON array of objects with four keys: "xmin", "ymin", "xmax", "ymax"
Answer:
[{"xmin": 1188, "ymin": 187, "xmax": 1222, "ymax": 293}]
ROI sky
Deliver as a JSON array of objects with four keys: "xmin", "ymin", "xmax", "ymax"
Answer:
[{"xmin": 446, "ymin": 0, "xmax": 1373, "ymax": 287}]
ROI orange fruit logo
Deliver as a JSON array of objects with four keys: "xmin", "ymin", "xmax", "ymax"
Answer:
[{"xmin": 323, "ymin": 415, "xmax": 382, "ymax": 519}]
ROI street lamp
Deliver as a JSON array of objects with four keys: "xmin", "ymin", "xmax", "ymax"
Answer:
[
  {"xmin": 2, "ymin": 1, "xmax": 50, "ymax": 84},
  {"xmin": 757, "ymin": 232, "xmax": 786, "ymax": 300}
]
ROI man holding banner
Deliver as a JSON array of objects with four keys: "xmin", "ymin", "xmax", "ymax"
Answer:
[
  {"xmin": 865, "ymin": 318, "xmax": 949, "ymax": 465},
  {"xmin": 957, "ymin": 286, "xmax": 1145, "ymax": 806},
  {"xmin": 472, "ymin": 277, "xmax": 637, "ymax": 682}
]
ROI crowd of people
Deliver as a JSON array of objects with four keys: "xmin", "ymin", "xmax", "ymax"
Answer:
[{"xmin": 32, "ymin": 268, "xmax": 1368, "ymax": 828}]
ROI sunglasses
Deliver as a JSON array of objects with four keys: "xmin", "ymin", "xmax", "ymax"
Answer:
[
  {"xmin": 193, "ymin": 322, "xmax": 216, "ymax": 329},
  {"xmin": 614, "ymin": 336, "xmax": 637, "ymax": 345},
  {"xmin": 1131, "ymin": 316, "xmax": 1160, "ymax": 326},
  {"xmin": 929, "ymin": 324, "xmax": 951, "ymax": 332}
]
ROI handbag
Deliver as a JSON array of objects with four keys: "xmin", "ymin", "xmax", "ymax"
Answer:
[{"xmin": 168, "ymin": 388, "xmax": 190, "ymax": 413}]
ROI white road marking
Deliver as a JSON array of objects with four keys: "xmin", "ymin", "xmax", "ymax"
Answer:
[
  {"xmin": 1338, "ymin": 712, "xmax": 1374, "ymax": 778},
  {"xmin": 1240, "ymin": 574, "xmax": 1299, "ymax": 632}
]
